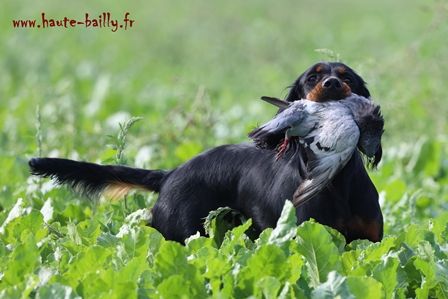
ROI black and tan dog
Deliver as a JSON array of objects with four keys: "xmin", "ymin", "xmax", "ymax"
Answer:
[{"xmin": 29, "ymin": 62, "xmax": 383, "ymax": 243}]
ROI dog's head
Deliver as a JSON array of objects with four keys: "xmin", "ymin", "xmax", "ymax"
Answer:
[
  {"xmin": 284, "ymin": 62, "xmax": 382, "ymax": 165},
  {"xmin": 285, "ymin": 62, "xmax": 370, "ymax": 102}
]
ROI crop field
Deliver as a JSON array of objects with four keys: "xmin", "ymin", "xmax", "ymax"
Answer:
[{"xmin": 1, "ymin": 0, "xmax": 448, "ymax": 298}]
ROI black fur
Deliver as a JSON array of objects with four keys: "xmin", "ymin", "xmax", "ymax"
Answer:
[
  {"xmin": 29, "ymin": 62, "xmax": 383, "ymax": 243},
  {"xmin": 29, "ymin": 158, "xmax": 167, "ymax": 196}
]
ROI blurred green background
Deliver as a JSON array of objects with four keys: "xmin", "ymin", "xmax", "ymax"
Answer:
[
  {"xmin": 1, "ymin": 1, "xmax": 447, "ymax": 211},
  {"xmin": 1, "ymin": 3, "xmax": 448, "ymax": 296}
]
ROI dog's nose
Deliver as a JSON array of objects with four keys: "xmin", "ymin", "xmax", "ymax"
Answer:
[{"xmin": 322, "ymin": 77, "xmax": 342, "ymax": 89}]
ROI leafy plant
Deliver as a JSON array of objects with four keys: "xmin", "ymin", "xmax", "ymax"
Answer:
[{"xmin": 107, "ymin": 116, "xmax": 143, "ymax": 165}]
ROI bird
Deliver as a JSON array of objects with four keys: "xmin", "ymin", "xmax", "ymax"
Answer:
[{"xmin": 249, "ymin": 94, "xmax": 383, "ymax": 207}]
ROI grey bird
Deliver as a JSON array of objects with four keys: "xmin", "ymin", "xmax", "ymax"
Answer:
[{"xmin": 248, "ymin": 94, "xmax": 384, "ymax": 206}]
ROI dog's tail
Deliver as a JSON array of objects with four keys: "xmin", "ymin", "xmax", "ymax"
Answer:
[{"xmin": 29, "ymin": 157, "xmax": 168, "ymax": 199}]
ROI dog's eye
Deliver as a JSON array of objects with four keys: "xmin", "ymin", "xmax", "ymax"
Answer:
[
  {"xmin": 343, "ymin": 77, "xmax": 352, "ymax": 84},
  {"xmin": 307, "ymin": 75, "xmax": 317, "ymax": 83}
]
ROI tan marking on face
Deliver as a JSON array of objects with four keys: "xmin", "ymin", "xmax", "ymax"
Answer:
[
  {"xmin": 341, "ymin": 82, "xmax": 352, "ymax": 97},
  {"xmin": 315, "ymin": 64, "xmax": 324, "ymax": 73},
  {"xmin": 305, "ymin": 79, "xmax": 351, "ymax": 102},
  {"xmin": 335, "ymin": 66, "xmax": 347, "ymax": 75},
  {"xmin": 305, "ymin": 80, "xmax": 325, "ymax": 101}
]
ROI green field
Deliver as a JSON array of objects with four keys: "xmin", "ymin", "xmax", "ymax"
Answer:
[{"xmin": 1, "ymin": 1, "xmax": 448, "ymax": 298}]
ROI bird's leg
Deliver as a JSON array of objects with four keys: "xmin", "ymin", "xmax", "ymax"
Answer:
[{"xmin": 276, "ymin": 137, "xmax": 290, "ymax": 160}]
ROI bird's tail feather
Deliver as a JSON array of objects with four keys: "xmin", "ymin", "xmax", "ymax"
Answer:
[
  {"xmin": 260, "ymin": 96, "xmax": 290, "ymax": 109},
  {"xmin": 293, "ymin": 149, "xmax": 354, "ymax": 206}
]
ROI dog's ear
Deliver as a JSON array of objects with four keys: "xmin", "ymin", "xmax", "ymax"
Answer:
[
  {"xmin": 351, "ymin": 70, "xmax": 371, "ymax": 98},
  {"xmin": 285, "ymin": 73, "xmax": 306, "ymax": 102}
]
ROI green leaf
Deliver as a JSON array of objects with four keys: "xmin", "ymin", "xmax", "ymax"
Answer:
[
  {"xmin": 153, "ymin": 240, "xmax": 205, "ymax": 297},
  {"xmin": 203, "ymin": 207, "xmax": 246, "ymax": 247},
  {"xmin": 414, "ymin": 257, "xmax": 448, "ymax": 298},
  {"xmin": 220, "ymin": 219, "xmax": 253, "ymax": 254},
  {"xmin": 311, "ymin": 271, "xmax": 354, "ymax": 299},
  {"xmin": 255, "ymin": 276, "xmax": 282, "ymax": 299},
  {"xmin": 119, "ymin": 227, "xmax": 151, "ymax": 261},
  {"xmin": 268, "ymin": 200, "xmax": 297, "ymax": 246},
  {"xmin": 346, "ymin": 276, "xmax": 384, "ymax": 299},
  {"xmin": 2, "ymin": 232, "xmax": 41, "ymax": 286},
  {"xmin": 410, "ymin": 139, "xmax": 442, "ymax": 177},
  {"xmin": 61, "ymin": 246, "xmax": 111, "ymax": 286},
  {"xmin": 79, "ymin": 269, "xmax": 138, "ymax": 299},
  {"xmin": 156, "ymin": 274, "xmax": 206, "ymax": 299},
  {"xmin": 372, "ymin": 255, "xmax": 400, "ymax": 299},
  {"xmin": 296, "ymin": 221, "xmax": 342, "ymax": 287},
  {"xmin": 154, "ymin": 241, "xmax": 191, "ymax": 279},
  {"xmin": 236, "ymin": 244, "xmax": 302, "ymax": 297},
  {"xmin": 37, "ymin": 283, "xmax": 81, "ymax": 299},
  {"xmin": 1, "ymin": 209, "xmax": 47, "ymax": 245}
]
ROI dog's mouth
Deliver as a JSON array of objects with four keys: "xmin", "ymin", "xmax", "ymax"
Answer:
[{"xmin": 306, "ymin": 77, "xmax": 352, "ymax": 102}]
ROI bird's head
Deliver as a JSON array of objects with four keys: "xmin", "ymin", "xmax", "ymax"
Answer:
[{"xmin": 356, "ymin": 105, "xmax": 384, "ymax": 168}]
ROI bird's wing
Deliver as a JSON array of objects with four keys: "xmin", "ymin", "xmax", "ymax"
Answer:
[{"xmin": 248, "ymin": 101, "xmax": 308, "ymax": 142}]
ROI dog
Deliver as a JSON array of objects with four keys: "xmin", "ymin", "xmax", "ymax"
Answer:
[{"xmin": 29, "ymin": 62, "xmax": 383, "ymax": 243}]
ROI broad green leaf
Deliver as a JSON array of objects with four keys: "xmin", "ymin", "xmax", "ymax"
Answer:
[
  {"xmin": 268, "ymin": 200, "xmax": 297, "ymax": 246},
  {"xmin": 235, "ymin": 244, "xmax": 303, "ymax": 297},
  {"xmin": 278, "ymin": 281, "xmax": 307, "ymax": 299},
  {"xmin": 96, "ymin": 232, "xmax": 120, "ymax": 247},
  {"xmin": 156, "ymin": 274, "xmax": 207, "ymax": 299},
  {"xmin": 220, "ymin": 219, "xmax": 253, "ymax": 255},
  {"xmin": 61, "ymin": 246, "xmax": 111, "ymax": 286},
  {"xmin": 311, "ymin": 271, "xmax": 354, "ymax": 299},
  {"xmin": 414, "ymin": 257, "xmax": 448, "ymax": 298},
  {"xmin": 296, "ymin": 221, "xmax": 341, "ymax": 287},
  {"xmin": 154, "ymin": 241, "xmax": 191, "ymax": 278},
  {"xmin": 1, "ymin": 210, "xmax": 47, "ymax": 245},
  {"xmin": 325, "ymin": 226, "xmax": 346, "ymax": 253},
  {"xmin": 119, "ymin": 227, "xmax": 151, "ymax": 262},
  {"xmin": 236, "ymin": 245, "xmax": 287, "ymax": 296},
  {"xmin": 203, "ymin": 207, "xmax": 246, "ymax": 247},
  {"xmin": 372, "ymin": 255, "xmax": 399, "ymax": 299},
  {"xmin": 411, "ymin": 139, "xmax": 442, "ymax": 177},
  {"xmin": 342, "ymin": 237, "xmax": 397, "ymax": 275},
  {"xmin": 79, "ymin": 270, "xmax": 138, "ymax": 299},
  {"xmin": 144, "ymin": 226, "xmax": 165, "ymax": 265},
  {"xmin": 153, "ymin": 240, "xmax": 204, "ymax": 295},
  {"xmin": 255, "ymin": 276, "xmax": 282, "ymax": 299},
  {"xmin": 2, "ymin": 232, "xmax": 41, "ymax": 286},
  {"xmin": 346, "ymin": 276, "xmax": 384, "ymax": 299}
]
